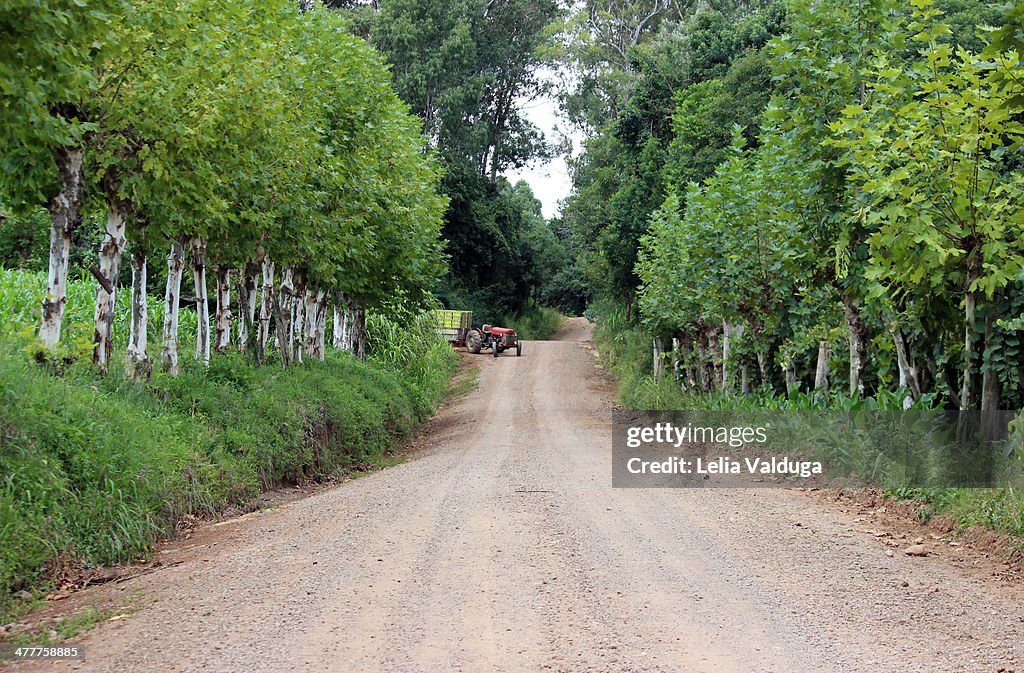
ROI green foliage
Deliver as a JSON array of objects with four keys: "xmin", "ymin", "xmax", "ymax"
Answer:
[
  {"xmin": 0, "ymin": 0, "xmax": 124, "ymax": 206},
  {"xmin": 2, "ymin": 0, "xmax": 449, "ymax": 355},
  {"xmin": 364, "ymin": 0, "xmax": 576, "ymax": 319},
  {"xmin": 0, "ymin": 268, "xmax": 198, "ymax": 362},
  {"xmin": 372, "ymin": 0, "xmax": 557, "ymax": 176},
  {"xmin": 539, "ymin": 260, "xmax": 593, "ymax": 316},
  {"xmin": 888, "ymin": 487, "xmax": 1024, "ymax": 546},
  {"xmin": 572, "ymin": 0, "xmax": 1024, "ymax": 545},
  {"xmin": 437, "ymin": 175, "xmax": 568, "ymax": 320},
  {"xmin": 608, "ymin": 0, "xmax": 1024, "ymax": 409},
  {"xmin": 505, "ymin": 303, "xmax": 564, "ymax": 341},
  {"xmin": 831, "ymin": 24, "xmax": 1024, "ymax": 303},
  {"xmin": 0, "ymin": 207, "xmax": 48, "ymax": 270},
  {"xmin": 562, "ymin": 1, "xmax": 788, "ymax": 310},
  {"xmin": 366, "ymin": 311, "xmax": 459, "ymax": 417}
]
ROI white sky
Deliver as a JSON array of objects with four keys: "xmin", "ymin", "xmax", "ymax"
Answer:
[{"xmin": 502, "ymin": 91, "xmax": 581, "ymax": 220}]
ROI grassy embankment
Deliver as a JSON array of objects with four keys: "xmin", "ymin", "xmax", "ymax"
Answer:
[
  {"xmin": 0, "ymin": 269, "xmax": 458, "ymax": 621},
  {"xmin": 589, "ymin": 299, "xmax": 1024, "ymax": 549}
]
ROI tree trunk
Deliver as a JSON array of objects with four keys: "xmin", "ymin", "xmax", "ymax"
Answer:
[
  {"xmin": 842, "ymin": 293, "xmax": 868, "ymax": 397},
  {"xmin": 696, "ymin": 330, "xmax": 712, "ymax": 393},
  {"xmin": 315, "ymin": 292, "xmax": 327, "ymax": 359},
  {"xmin": 303, "ymin": 287, "xmax": 325, "ymax": 360},
  {"xmin": 40, "ymin": 146, "xmax": 85, "ymax": 348},
  {"xmin": 980, "ymin": 312, "xmax": 1002, "ymax": 413},
  {"xmin": 672, "ymin": 337, "xmax": 680, "ymax": 383},
  {"xmin": 272, "ymin": 266, "xmax": 295, "ymax": 366},
  {"xmin": 237, "ymin": 261, "xmax": 259, "ymax": 353},
  {"xmin": 353, "ymin": 303, "xmax": 366, "ymax": 359},
  {"xmin": 258, "ymin": 257, "xmax": 274, "ymax": 362},
  {"xmin": 334, "ymin": 293, "xmax": 363, "ymax": 355},
  {"xmin": 333, "ymin": 293, "xmax": 347, "ymax": 350},
  {"xmin": 653, "ymin": 337, "xmax": 665, "ymax": 384},
  {"xmin": 756, "ymin": 352, "xmax": 769, "ymax": 391},
  {"xmin": 741, "ymin": 363, "xmax": 751, "ymax": 394},
  {"xmin": 162, "ymin": 240, "xmax": 185, "ymax": 376},
  {"xmin": 126, "ymin": 249, "xmax": 151, "ymax": 379},
  {"xmin": 961, "ymin": 256, "xmax": 980, "ymax": 411},
  {"xmin": 682, "ymin": 340, "xmax": 697, "ymax": 392},
  {"xmin": 721, "ymin": 322, "xmax": 732, "ymax": 392},
  {"xmin": 785, "ymin": 362, "xmax": 798, "ymax": 398},
  {"xmin": 291, "ymin": 273, "xmax": 306, "ymax": 365},
  {"xmin": 214, "ymin": 266, "xmax": 232, "ymax": 353},
  {"xmin": 190, "ymin": 237, "xmax": 210, "ymax": 366},
  {"xmin": 92, "ymin": 200, "xmax": 128, "ymax": 370},
  {"xmin": 814, "ymin": 340, "xmax": 831, "ymax": 399},
  {"xmin": 891, "ymin": 324, "xmax": 920, "ymax": 406},
  {"xmin": 709, "ymin": 326, "xmax": 723, "ymax": 391}
]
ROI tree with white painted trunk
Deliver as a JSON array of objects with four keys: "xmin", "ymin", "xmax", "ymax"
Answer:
[
  {"xmin": 258, "ymin": 257, "xmax": 275, "ymax": 362},
  {"xmin": 237, "ymin": 260, "xmax": 261, "ymax": 354},
  {"xmin": 190, "ymin": 237, "xmax": 211, "ymax": 366},
  {"xmin": 162, "ymin": 239, "xmax": 187, "ymax": 376},
  {"xmin": 214, "ymin": 267, "xmax": 232, "ymax": 353},
  {"xmin": 92, "ymin": 169, "xmax": 130, "ymax": 370},
  {"xmin": 3, "ymin": 0, "xmax": 448, "ymax": 378}
]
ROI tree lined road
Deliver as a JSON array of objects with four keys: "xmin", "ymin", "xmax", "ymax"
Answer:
[{"xmin": 12, "ymin": 318, "xmax": 1024, "ymax": 673}]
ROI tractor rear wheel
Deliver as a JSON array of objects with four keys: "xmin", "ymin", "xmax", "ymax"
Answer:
[{"xmin": 466, "ymin": 329, "xmax": 482, "ymax": 354}]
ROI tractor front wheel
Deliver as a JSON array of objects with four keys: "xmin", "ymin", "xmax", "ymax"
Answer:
[
  {"xmin": 516, "ymin": 342, "xmax": 521, "ymax": 357},
  {"xmin": 492, "ymin": 341, "xmax": 500, "ymax": 357}
]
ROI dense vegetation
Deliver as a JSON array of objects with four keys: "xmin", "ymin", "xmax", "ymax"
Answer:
[
  {"xmin": 563, "ymin": 0, "xmax": 1024, "ymax": 543},
  {"xmin": 562, "ymin": 0, "xmax": 1022, "ymax": 412},
  {"xmin": 2, "ymin": 0, "xmax": 452, "ymax": 372},
  {"xmin": 4, "ymin": 0, "xmax": 1024, "ymax": 618},
  {"xmin": 334, "ymin": 0, "xmax": 589, "ymax": 322}
]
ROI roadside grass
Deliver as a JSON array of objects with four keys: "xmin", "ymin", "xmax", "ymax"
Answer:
[
  {"xmin": 0, "ymin": 270, "xmax": 458, "ymax": 622},
  {"xmin": 589, "ymin": 298, "xmax": 1024, "ymax": 550},
  {"xmin": 505, "ymin": 302, "xmax": 564, "ymax": 341},
  {"xmin": 448, "ymin": 361, "xmax": 481, "ymax": 401}
]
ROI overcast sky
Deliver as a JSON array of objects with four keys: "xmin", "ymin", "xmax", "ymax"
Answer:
[{"xmin": 503, "ymin": 90, "xmax": 582, "ymax": 220}]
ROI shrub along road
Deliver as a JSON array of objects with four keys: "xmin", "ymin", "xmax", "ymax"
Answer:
[{"xmin": 9, "ymin": 318, "xmax": 1024, "ymax": 672}]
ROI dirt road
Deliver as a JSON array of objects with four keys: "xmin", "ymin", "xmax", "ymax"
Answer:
[{"xmin": 10, "ymin": 317, "xmax": 1024, "ymax": 672}]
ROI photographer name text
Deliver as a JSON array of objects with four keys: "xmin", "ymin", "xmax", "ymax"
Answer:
[{"xmin": 626, "ymin": 456, "xmax": 823, "ymax": 478}]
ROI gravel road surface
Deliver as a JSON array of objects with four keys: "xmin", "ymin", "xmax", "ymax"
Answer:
[{"xmin": 8, "ymin": 318, "xmax": 1023, "ymax": 673}]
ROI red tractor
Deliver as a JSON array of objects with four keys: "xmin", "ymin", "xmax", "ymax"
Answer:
[
  {"xmin": 433, "ymin": 311, "xmax": 521, "ymax": 357},
  {"xmin": 465, "ymin": 324, "xmax": 521, "ymax": 357},
  {"xmin": 483, "ymin": 325, "xmax": 521, "ymax": 357}
]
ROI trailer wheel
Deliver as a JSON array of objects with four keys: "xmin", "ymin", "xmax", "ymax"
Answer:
[
  {"xmin": 516, "ymin": 342, "xmax": 521, "ymax": 357},
  {"xmin": 466, "ymin": 329, "xmax": 482, "ymax": 354}
]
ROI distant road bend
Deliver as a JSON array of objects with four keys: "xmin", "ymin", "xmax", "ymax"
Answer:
[{"xmin": 11, "ymin": 317, "xmax": 1023, "ymax": 673}]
